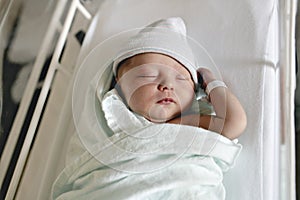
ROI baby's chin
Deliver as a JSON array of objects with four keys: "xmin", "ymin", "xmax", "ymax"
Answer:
[
  {"xmin": 145, "ymin": 113, "xmax": 179, "ymax": 123},
  {"xmin": 133, "ymin": 106, "xmax": 183, "ymax": 123}
]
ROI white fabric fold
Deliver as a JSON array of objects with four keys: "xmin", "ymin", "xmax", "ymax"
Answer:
[{"xmin": 101, "ymin": 89, "xmax": 153, "ymax": 135}]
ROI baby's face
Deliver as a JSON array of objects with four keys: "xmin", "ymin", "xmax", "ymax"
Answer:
[{"xmin": 116, "ymin": 53, "xmax": 195, "ymax": 123}]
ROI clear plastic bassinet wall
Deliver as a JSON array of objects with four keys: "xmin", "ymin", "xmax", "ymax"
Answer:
[{"xmin": 0, "ymin": 0, "xmax": 298, "ymax": 199}]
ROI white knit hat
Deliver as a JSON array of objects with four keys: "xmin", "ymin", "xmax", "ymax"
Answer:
[{"xmin": 112, "ymin": 17, "xmax": 198, "ymax": 83}]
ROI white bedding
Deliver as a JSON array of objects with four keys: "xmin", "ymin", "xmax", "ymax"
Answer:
[{"xmin": 14, "ymin": 0, "xmax": 281, "ymax": 199}]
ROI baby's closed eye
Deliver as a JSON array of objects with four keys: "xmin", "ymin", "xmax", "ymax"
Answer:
[{"xmin": 137, "ymin": 74, "xmax": 158, "ymax": 78}]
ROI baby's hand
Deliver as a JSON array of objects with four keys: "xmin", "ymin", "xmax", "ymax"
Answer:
[
  {"xmin": 197, "ymin": 68, "xmax": 216, "ymax": 89},
  {"xmin": 197, "ymin": 67, "xmax": 247, "ymax": 139}
]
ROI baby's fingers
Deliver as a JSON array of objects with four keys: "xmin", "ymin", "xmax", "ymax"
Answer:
[{"xmin": 197, "ymin": 68, "xmax": 216, "ymax": 88}]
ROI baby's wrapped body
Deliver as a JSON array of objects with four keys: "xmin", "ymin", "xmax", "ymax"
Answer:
[{"xmin": 52, "ymin": 89, "xmax": 242, "ymax": 200}]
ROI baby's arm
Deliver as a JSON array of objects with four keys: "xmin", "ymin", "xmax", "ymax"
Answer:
[{"xmin": 168, "ymin": 68, "xmax": 247, "ymax": 140}]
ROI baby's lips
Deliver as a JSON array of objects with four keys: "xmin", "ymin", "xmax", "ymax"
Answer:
[{"xmin": 156, "ymin": 97, "xmax": 176, "ymax": 104}]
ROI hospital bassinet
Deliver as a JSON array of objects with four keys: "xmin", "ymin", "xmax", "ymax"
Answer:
[{"xmin": 0, "ymin": 0, "xmax": 297, "ymax": 199}]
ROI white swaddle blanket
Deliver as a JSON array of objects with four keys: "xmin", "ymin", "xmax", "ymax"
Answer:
[{"xmin": 51, "ymin": 89, "xmax": 242, "ymax": 200}]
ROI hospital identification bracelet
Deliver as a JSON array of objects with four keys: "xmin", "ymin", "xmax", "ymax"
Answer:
[{"xmin": 205, "ymin": 80, "xmax": 227, "ymax": 95}]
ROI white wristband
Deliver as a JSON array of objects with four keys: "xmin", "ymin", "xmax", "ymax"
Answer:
[{"xmin": 205, "ymin": 80, "xmax": 227, "ymax": 95}]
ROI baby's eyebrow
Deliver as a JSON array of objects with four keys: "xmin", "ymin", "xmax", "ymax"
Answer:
[
  {"xmin": 176, "ymin": 73, "xmax": 189, "ymax": 77},
  {"xmin": 135, "ymin": 64, "xmax": 159, "ymax": 70}
]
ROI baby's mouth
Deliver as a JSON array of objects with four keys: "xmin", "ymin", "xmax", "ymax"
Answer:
[{"xmin": 157, "ymin": 98, "xmax": 176, "ymax": 105}]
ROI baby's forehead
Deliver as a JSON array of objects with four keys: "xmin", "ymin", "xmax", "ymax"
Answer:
[{"xmin": 117, "ymin": 53, "xmax": 191, "ymax": 76}]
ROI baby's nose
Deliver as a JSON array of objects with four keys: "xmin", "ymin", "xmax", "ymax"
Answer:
[{"xmin": 157, "ymin": 80, "xmax": 174, "ymax": 91}]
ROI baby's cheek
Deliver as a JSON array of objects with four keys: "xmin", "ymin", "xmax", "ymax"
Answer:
[
  {"xmin": 127, "ymin": 88, "xmax": 151, "ymax": 110},
  {"xmin": 120, "ymin": 82, "xmax": 142, "ymax": 103},
  {"xmin": 177, "ymin": 89, "xmax": 194, "ymax": 108}
]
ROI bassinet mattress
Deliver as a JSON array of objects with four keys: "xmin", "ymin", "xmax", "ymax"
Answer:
[{"xmin": 15, "ymin": 0, "xmax": 280, "ymax": 200}]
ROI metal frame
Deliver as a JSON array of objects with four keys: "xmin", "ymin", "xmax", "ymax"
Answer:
[
  {"xmin": 280, "ymin": 0, "xmax": 297, "ymax": 199},
  {"xmin": 0, "ymin": 0, "xmax": 91, "ymax": 199}
]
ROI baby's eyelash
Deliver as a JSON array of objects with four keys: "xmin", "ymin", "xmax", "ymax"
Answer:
[{"xmin": 137, "ymin": 75, "xmax": 157, "ymax": 78}]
